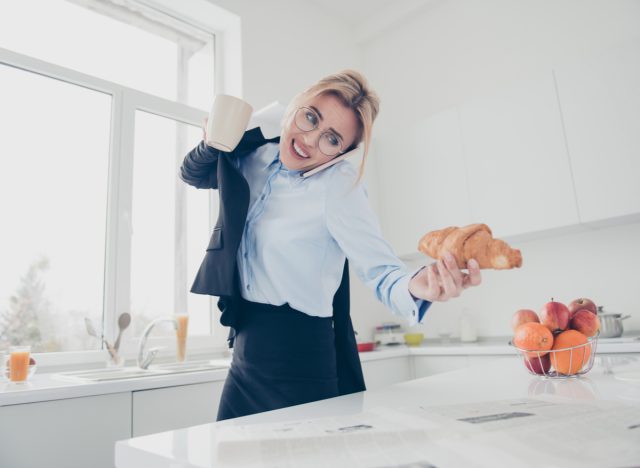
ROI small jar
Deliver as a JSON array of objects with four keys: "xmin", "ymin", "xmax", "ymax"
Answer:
[{"xmin": 459, "ymin": 309, "xmax": 477, "ymax": 343}]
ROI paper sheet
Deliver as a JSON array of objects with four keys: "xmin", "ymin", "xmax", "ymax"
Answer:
[{"xmin": 213, "ymin": 398, "xmax": 640, "ymax": 467}]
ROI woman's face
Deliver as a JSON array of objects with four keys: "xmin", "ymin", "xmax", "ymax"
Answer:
[{"xmin": 279, "ymin": 93, "xmax": 359, "ymax": 172}]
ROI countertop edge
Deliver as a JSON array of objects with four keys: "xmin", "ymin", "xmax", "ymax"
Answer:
[{"xmin": 3, "ymin": 340, "xmax": 639, "ymax": 407}]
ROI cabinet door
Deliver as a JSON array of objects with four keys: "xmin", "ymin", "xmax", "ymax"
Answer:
[
  {"xmin": 381, "ymin": 108, "xmax": 473, "ymax": 256},
  {"xmin": 554, "ymin": 39, "xmax": 640, "ymax": 223},
  {"xmin": 413, "ymin": 355, "xmax": 468, "ymax": 379},
  {"xmin": 0, "ymin": 392, "xmax": 131, "ymax": 468},
  {"xmin": 458, "ymin": 72, "xmax": 579, "ymax": 238},
  {"xmin": 414, "ymin": 108, "xmax": 473, "ymax": 239},
  {"xmin": 361, "ymin": 357, "xmax": 412, "ymax": 390},
  {"xmin": 132, "ymin": 381, "xmax": 223, "ymax": 436}
]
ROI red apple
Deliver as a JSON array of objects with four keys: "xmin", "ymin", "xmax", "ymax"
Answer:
[
  {"xmin": 539, "ymin": 300, "xmax": 570, "ymax": 333},
  {"xmin": 524, "ymin": 353, "xmax": 551, "ymax": 375},
  {"xmin": 570, "ymin": 309, "xmax": 600, "ymax": 337},
  {"xmin": 568, "ymin": 297, "xmax": 597, "ymax": 319},
  {"xmin": 511, "ymin": 309, "xmax": 540, "ymax": 332}
]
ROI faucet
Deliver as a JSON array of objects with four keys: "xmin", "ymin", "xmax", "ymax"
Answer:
[{"xmin": 138, "ymin": 317, "xmax": 178, "ymax": 369}]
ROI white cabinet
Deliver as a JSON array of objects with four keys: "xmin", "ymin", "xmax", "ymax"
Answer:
[
  {"xmin": 413, "ymin": 355, "xmax": 468, "ymax": 379},
  {"xmin": 0, "ymin": 392, "xmax": 131, "ymax": 468},
  {"xmin": 458, "ymin": 72, "xmax": 579, "ymax": 238},
  {"xmin": 361, "ymin": 356, "xmax": 412, "ymax": 390},
  {"xmin": 132, "ymin": 381, "xmax": 224, "ymax": 436},
  {"xmin": 413, "ymin": 355, "xmax": 511, "ymax": 379},
  {"xmin": 554, "ymin": 39, "xmax": 640, "ymax": 223},
  {"xmin": 413, "ymin": 108, "xmax": 473, "ymax": 242}
]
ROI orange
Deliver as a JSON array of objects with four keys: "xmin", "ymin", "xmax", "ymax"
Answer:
[
  {"xmin": 513, "ymin": 322, "xmax": 554, "ymax": 358},
  {"xmin": 550, "ymin": 330, "xmax": 590, "ymax": 375}
]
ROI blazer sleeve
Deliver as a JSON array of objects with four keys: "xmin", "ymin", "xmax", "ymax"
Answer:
[{"xmin": 179, "ymin": 140, "xmax": 222, "ymax": 189}]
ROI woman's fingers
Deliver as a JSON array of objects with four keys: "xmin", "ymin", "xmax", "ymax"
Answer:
[
  {"xmin": 463, "ymin": 259, "xmax": 482, "ymax": 288},
  {"xmin": 202, "ymin": 117, "xmax": 208, "ymax": 140},
  {"xmin": 442, "ymin": 252, "xmax": 464, "ymax": 290},
  {"xmin": 426, "ymin": 263, "xmax": 442, "ymax": 301},
  {"xmin": 435, "ymin": 259, "xmax": 456, "ymax": 299}
]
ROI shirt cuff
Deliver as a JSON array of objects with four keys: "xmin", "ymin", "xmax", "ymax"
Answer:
[{"xmin": 396, "ymin": 266, "xmax": 432, "ymax": 327}]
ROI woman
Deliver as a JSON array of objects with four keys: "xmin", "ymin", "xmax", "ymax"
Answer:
[{"xmin": 180, "ymin": 70, "xmax": 482, "ymax": 421}]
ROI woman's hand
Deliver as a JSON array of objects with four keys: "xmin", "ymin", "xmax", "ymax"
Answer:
[
  {"xmin": 202, "ymin": 117, "xmax": 208, "ymax": 141},
  {"xmin": 408, "ymin": 251, "xmax": 482, "ymax": 303}
]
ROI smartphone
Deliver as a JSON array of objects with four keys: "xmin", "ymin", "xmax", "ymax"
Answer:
[{"xmin": 301, "ymin": 145, "xmax": 362, "ymax": 178}]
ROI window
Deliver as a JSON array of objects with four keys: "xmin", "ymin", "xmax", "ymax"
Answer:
[
  {"xmin": 0, "ymin": 65, "xmax": 111, "ymax": 352},
  {"xmin": 0, "ymin": 0, "xmax": 229, "ymax": 357}
]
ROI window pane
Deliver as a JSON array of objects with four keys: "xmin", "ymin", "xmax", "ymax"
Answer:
[
  {"xmin": 131, "ymin": 111, "xmax": 213, "ymax": 337},
  {"xmin": 0, "ymin": 64, "xmax": 111, "ymax": 352},
  {"xmin": 0, "ymin": 0, "xmax": 214, "ymax": 106}
]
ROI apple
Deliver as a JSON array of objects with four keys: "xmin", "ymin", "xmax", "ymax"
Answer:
[
  {"xmin": 539, "ymin": 300, "xmax": 570, "ymax": 333},
  {"xmin": 568, "ymin": 297, "xmax": 597, "ymax": 319},
  {"xmin": 511, "ymin": 309, "xmax": 539, "ymax": 332},
  {"xmin": 524, "ymin": 353, "xmax": 551, "ymax": 375},
  {"xmin": 570, "ymin": 309, "xmax": 600, "ymax": 337}
]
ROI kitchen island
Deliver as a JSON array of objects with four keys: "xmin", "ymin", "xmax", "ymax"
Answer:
[{"xmin": 115, "ymin": 354, "xmax": 640, "ymax": 467}]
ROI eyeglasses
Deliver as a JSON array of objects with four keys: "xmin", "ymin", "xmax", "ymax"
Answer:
[{"xmin": 293, "ymin": 107, "xmax": 345, "ymax": 157}]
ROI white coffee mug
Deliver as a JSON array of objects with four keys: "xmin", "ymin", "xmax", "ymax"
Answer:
[{"xmin": 206, "ymin": 94, "xmax": 253, "ymax": 152}]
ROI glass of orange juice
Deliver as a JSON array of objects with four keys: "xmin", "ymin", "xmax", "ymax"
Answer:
[
  {"xmin": 175, "ymin": 314, "xmax": 189, "ymax": 362},
  {"xmin": 7, "ymin": 346, "xmax": 32, "ymax": 383}
]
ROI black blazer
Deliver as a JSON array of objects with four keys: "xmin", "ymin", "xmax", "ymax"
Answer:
[{"xmin": 179, "ymin": 127, "xmax": 366, "ymax": 395}]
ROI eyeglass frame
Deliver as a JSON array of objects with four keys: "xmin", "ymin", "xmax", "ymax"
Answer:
[{"xmin": 293, "ymin": 106, "xmax": 349, "ymax": 158}]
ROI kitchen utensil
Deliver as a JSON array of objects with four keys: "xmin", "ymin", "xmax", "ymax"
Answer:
[
  {"xmin": 597, "ymin": 306, "xmax": 630, "ymax": 338},
  {"xmin": 403, "ymin": 333, "xmax": 424, "ymax": 346},
  {"xmin": 85, "ymin": 317, "xmax": 118, "ymax": 361},
  {"xmin": 113, "ymin": 312, "xmax": 131, "ymax": 352},
  {"xmin": 510, "ymin": 334, "xmax": 599, "ymax": 378}
]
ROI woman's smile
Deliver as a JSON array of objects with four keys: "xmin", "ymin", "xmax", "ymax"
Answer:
[{"xmin": 291, "ymin": 140, "xmax": 311, "ymax": 159}]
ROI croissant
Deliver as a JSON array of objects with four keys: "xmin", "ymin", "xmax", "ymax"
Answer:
[{"xmin": 418, "ymin": 223, "xmax": 522, "ymax": 270}]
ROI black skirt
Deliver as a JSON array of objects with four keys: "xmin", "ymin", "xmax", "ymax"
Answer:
[{"xmin": 216, "ymin": 298, "xmax": 340, "ymax": 421}]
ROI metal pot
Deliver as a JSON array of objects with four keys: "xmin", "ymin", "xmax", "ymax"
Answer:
[{"xmin": 597, "ymin": 306, "xmax": 631, "ymax": 338}]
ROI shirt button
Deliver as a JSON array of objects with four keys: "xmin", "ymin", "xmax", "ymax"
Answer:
[
  {"xmin": 246, "ymin": 284, "xmax": 251, "ymax": 290},
  {"xmin": 260, "ymin": 195, "xmax": 265, "ymax": 200},
  {"xmin": 243, "ymin": 252, "xmax": 248, "ymax": 259}
]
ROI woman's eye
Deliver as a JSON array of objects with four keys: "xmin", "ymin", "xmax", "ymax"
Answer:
[
  {"xmin": 327, "ymin": 134, "xmax": 340, "ymax": 147},
  {"xmin": 305, "ymin": 110, "xmax": 318, "ymax": 126}
]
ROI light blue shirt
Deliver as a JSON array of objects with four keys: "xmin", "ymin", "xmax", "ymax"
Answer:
[{"xmin": 231, "ymin": 142, "xmax": 430, "ymax": 326}]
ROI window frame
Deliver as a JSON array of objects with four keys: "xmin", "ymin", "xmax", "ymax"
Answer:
[{"xmin": 0, "ymin": 0, "xmax": 242, "ymax": 367}]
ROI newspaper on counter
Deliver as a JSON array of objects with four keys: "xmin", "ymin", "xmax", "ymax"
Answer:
[{"xmin": 213, "ymin": 397, "xmax": 640, "ymax": 468}]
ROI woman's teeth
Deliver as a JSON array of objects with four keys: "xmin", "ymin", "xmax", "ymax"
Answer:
[{"xmin": 293, "ymin": 141, "xmax": 310, "ymax": 159}]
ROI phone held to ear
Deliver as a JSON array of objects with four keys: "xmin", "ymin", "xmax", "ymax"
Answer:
[{"xmin": 301, "ymin": 145, "xmax": 362, "ymax": 178}]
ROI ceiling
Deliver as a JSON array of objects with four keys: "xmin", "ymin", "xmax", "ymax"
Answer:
[
  {"xmin": 306, "ymin": 0, "xmax": 398, "ymax": 26},
  {"xmin": 305, "ymin": 0, "xmax": 433, "ymax": 42}
]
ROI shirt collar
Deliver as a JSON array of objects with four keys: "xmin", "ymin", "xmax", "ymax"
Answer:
[{"xmin": 272, "ymin": 150, "xmax": 304, "ymax": 177}]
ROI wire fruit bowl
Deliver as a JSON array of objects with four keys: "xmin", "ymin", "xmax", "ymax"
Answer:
[{"xmin": 510, "ymin": 334, "xmax": 599, "ymax": 379}]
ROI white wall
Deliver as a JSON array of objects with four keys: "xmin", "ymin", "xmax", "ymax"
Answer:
[{"xmin": 349, "ymin": 0, "xmax": 640, "ymax": 340}]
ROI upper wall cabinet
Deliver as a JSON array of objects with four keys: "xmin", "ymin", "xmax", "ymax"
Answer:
[
  {"xmin": 381, "ymin": 108, "xmax": 473, "ymax": 257},
  {"xmin": 413, "ymin": 108, "xmax": 473, "ymax": 234},
  {"xmin": 458, "ymin": 72, "xmax": 580, "ymax": 239},
  {"xmin": 554, "ymin": 39, "xmax": 640, "ymax": 224}
]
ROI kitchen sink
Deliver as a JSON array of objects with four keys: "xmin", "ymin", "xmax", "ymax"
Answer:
[
  {"xmin": 148, "ymin": 360, "xmax": 228, "ymax": 373},
  {"xmin": 54, "ymin": 360, "xmax": 228, "ymax": 382}
]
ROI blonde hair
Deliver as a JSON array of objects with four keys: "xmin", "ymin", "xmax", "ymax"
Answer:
[{"xmin": 283, "ymin": 69, "xmax": 380, "ymax": 181}]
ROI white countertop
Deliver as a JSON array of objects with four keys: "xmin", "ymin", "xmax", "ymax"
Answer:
[
  {"xmin": 115, "ymin": 354, "xmax": 640, "ymax": 468},
  {"xmin": 2, "ymin": 336, "xmax": 639, "ymax": 407}
]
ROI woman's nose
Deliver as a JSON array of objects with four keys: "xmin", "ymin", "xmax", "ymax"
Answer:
[{"xmin": 300, "ymin": 131, "xmax": 319, "ymax": 149}]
